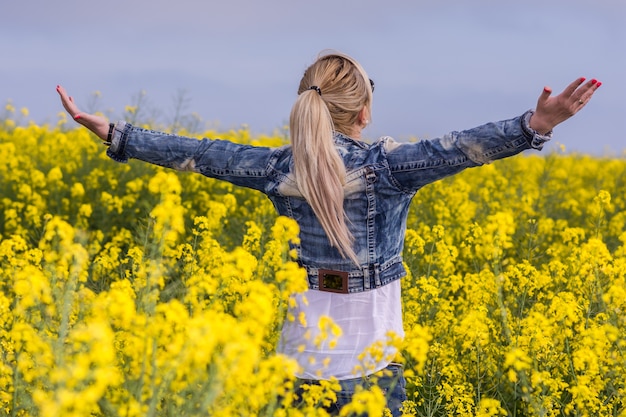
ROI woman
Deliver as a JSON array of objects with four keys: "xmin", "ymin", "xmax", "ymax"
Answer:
[{"xmin": 57, "ymin": 51, "xmax": 600, "ymax": 415}]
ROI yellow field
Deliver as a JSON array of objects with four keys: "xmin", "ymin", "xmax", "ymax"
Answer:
[{"xmin": 1, "ymin": 113, "xmax": 625, "ymax": 416}]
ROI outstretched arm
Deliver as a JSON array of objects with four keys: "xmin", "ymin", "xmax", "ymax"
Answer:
[
  {"xmin": 56, "ymin": 85, "xmax": 110, "ymax": 140},
  {"xmin": 529, "ymin": 77, "xmax": 601, "ymax": 135},
  {"xmin": 386, "ymin": 76, "xmax": 602, "ymax": 192},
  {"xmin": 56, "ymin": 85, "xmax": 276, "ymax": 191}
]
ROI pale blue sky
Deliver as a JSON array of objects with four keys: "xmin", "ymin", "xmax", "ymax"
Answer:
[{"xmin": 1, "ymin": 0, "xmax": 625, "ymax": 155}]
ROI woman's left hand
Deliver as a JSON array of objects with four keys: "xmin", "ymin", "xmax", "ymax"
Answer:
[
  {"xmin": 529, "ymin": 77, "xmax": 601, "ymax": 135},
  {"xmin": 57, "ymin": 85, "xmax": 110, "ymax": 141}
]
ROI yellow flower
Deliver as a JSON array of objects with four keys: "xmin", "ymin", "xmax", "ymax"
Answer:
[
  {"xmin": 47, "ymin": 166, "xmax": 63, "ymax": 183},
  {"xmin": 476, "ymin": 398, "xmax": 507, "ymax": 417},
  {"xmin": 504, "ymin": 347, "xmax": 532, "ymax": 372},
  {"xmin": 314, "ymin": 315, "xmax": 342, "ymax": 349},
  {"xmin": 339, "ymin": 385, "xmax": 386, "ymax": 417},
  {"xmin": 70, "ymin": 182, "xmax": 85, "ymax": 198},
  {"xmin": 78, "ymin": 203, "xmax": 92, "ymax": 218},
  {"xmin": 272, "ymin": 215, "xmax": 301, "ymax": 245}
]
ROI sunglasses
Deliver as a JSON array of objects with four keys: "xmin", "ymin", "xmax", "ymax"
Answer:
[{"xmin": 370, "ymin": 79, "xmax": 375, "ymax": 93}]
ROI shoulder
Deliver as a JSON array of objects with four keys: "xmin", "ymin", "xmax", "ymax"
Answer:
[{"xmin": 370, "ymin": 136, "xmax": 408, "ymax": 158}]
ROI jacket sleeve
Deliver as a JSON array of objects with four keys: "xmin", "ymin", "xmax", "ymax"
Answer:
[
  {"xmin": 385, "ymin": 110, "xmax": 551, "ymax": 192},
  {"xmin": 106, "ymin": 122, "xmax": 277, "ymax": 192}
]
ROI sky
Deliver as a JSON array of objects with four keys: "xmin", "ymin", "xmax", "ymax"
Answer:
[{"xmin": 1, "ymin": 0, "xmax": 625, "ymax": 155}]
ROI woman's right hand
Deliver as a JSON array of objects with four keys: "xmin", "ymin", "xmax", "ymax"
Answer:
[{"xmin": 57, "ymin": 85, "xmax": 110, "ymax": 141}]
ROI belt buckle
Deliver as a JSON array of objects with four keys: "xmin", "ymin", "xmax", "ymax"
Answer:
[{"xmin": 318, "ymin": 269, "xmax": 349, "ymax": 294}]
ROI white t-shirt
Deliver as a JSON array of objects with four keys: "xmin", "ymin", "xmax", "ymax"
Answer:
[{"xmin": 277, "ymin": 280, "xmax": 404, "ymax": 380}]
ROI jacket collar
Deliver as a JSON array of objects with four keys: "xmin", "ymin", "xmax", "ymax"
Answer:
[{"xmin": 333, "ymin": 131, "xmax": 369, "ymax": 149}]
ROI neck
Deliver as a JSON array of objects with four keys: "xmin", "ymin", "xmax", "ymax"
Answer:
[{"xmin": 346, "ymin": 124, "xmax": 362, "ymax": 140}]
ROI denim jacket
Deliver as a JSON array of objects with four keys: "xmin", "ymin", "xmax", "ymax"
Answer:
[{"xmin": 107, "ymin": 110, "xmax": 550, "ymax": 293}]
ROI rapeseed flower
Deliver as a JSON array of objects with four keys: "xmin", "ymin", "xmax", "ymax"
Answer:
[{"xmin": 1, "ymin": 121, "xmax": 625, "ymax": 415}]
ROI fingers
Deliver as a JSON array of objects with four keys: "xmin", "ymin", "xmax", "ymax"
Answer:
[
  {"xmin": 562, "ymin": 77, "xmax": 587, "ymax": 97},
  {"xmin": 56, "ymin": 85, "xmax": 82, "ymax": 120},
  {"xmin": 564, "ymin": 77, "xmax": 602, "ymax": 107},
  {"xmin": 574, "ymin": 78, "xmax": 602, "ymax": 107},
  {"xmin": 56, "ymin": 85, "xmax": 111, "ymax": 139},
  {"xmin": 537, "ymin": 86, "xmax": 552, "ymax": 106}
]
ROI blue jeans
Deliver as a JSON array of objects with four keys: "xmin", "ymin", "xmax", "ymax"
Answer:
[{"xmin": 295, "ymin": 363, "xmax": 407, "ymax": 416}]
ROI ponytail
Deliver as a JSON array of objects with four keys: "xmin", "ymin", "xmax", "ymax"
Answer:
[
  {"xmin": 290, "ymin": 52, "xmax": 372, "ymax": 265},
  {"xmin": 290, "ymin": 89, "xmax": 358, "ymax": 264}
]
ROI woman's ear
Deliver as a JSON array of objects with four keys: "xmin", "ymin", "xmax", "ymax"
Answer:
[{"xmin": 358, "ymin": 106, "xmax": 370, "ymax": 126}]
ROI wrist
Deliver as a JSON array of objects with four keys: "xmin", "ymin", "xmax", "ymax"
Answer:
[
  {"xmin": 528, "ymin": 112, "xmax": 553, "ymax": 135},
  {"xmin": 521, "ymin": 110, "xmax": 552, "ymax": 150}
]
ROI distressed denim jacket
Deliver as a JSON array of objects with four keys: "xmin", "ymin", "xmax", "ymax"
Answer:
[{"xmin": 107, "ymin": 110, "xmax": 550, "ymax": 293}]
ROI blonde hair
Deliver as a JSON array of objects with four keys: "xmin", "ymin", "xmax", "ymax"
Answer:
[{"xmin": 289, "ymin": 51, "xmax": 373, "ymax": 265}]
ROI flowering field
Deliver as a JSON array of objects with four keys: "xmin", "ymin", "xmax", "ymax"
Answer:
[{"xmin": 1, "ymin": 109, "xmax": 625, "ymax": 416}]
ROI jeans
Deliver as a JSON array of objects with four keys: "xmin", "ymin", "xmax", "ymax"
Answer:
[{"xmin": 295, "ymin": 363, "xmax": 407, "ymax": 416}]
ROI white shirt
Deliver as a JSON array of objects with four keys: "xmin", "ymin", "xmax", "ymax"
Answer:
[{"xmin": 277, "ymin": 280, "xmax": 404, "ymax": 380}]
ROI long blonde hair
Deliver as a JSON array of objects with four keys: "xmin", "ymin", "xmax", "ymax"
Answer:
[{"xmin": 289, "ymin": 51, "xmax": 373, "ymax": 265}]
